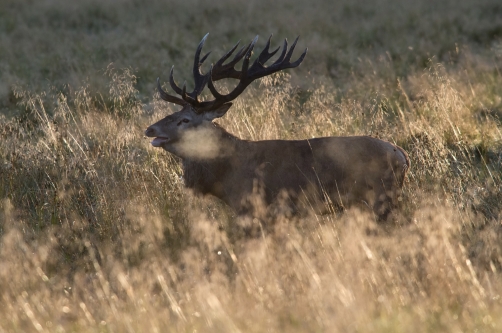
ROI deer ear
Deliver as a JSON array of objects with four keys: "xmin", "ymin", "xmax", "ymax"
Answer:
[{"xmin": 203, "ymin": 103, "xmax": 232, "ymax": 121}]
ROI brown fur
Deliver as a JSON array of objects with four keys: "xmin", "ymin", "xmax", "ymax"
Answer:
[{"xmin": 150, "ymin": 118, "xmax": 409, "ymax": 220}]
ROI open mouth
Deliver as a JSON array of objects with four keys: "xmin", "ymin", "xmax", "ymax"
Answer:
[{"xmin": 151, "ymin": 137, "xmax": 169, "ymax": 147}]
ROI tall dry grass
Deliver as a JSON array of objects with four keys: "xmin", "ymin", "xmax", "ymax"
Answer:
[{"xmin": 1, "ymin": 0, "xmax": 502, "ymax": 332}]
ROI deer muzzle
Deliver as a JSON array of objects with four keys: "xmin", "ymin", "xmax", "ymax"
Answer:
[{"xmin": 145, "ymin": 127, "xmax": 169, "ymax": 147}]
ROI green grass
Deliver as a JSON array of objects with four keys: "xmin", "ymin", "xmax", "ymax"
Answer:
[{"xmin": 1, "ymin": 0, "xmax": 502, "ymax": 332}]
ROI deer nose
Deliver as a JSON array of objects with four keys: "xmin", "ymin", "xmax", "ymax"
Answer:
[{"xmin": 145, "ymin": 127, "xmax": 155, "ymax": 137}]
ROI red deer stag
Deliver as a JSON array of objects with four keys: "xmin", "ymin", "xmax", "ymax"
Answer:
[{"xmin": 145, "ymin": 34, "xmax": 409, "ymax": 221}]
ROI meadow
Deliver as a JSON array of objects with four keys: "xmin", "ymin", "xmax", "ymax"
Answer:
[{"xmin": 1, "ymin": 0, "xmax": 502, "ymax": 331}]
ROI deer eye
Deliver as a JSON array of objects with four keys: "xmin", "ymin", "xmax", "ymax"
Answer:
[{"xmin": 177, "ymin": 118, "xmax": 190, "ymax": 126}]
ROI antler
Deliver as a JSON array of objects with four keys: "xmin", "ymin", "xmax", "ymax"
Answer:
[
  {"xmin": 157, "ymin": 34, "xmax": 308, "ymax": 113},
  {"xmin": 157, "ymin": 33, "xmax": 212, "ymax": 108},
  {"xmin": 204, "ymin": 35, "xmax": 307, "ymax": 111}
]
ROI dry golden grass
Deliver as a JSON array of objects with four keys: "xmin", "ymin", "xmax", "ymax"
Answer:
[{"xmin": 1, "ymin": 0, "xmax": 502, "ymax": 332}]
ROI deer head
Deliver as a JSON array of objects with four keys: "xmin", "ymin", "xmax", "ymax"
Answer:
[{"xmin": 145, "ymin": 33, "xmax": 307, "ymax": 153}]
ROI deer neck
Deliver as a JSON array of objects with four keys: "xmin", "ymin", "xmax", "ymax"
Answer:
[
  {"xmin": 165, "ymin": 122, "xmax": 239, "ymax": 161},
  {"xmin": 178, "ymin": 123, "xmax": 240, "ymax": 197}
]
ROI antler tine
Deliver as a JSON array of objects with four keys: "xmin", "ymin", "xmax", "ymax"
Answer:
[
  {"xmin": 211, "ymin": 37, "xmax": 258, "ymax": 81},
  {"xmin": 241, "ymin": 35, "xmax": 259, "ymax": 75},
  {"xmin": 215, "ymin": 40, "xmax": 241, "ymax": 67},
  {"xmin": 190, "ymin": 50, "xmax": 211, "ymax": 97},
  {"xmin": 290, "ymin": 45, "xmax": 308, "ymax": 67},
  {"xmin": 230, "ymin": 37, "xmax": 258, "ymax": 68},
  {"xmin": 169, "ymin": 66, "xmax": 184, "ymax": 95},
  {"xmin": 228, "ymin": 43, "xmax": 253, "ymax": 68},
  {"xmin": 157, "ymin": 77, "xmax": 188, "ymax": 106},
  {"xmin": 192, "ymin": 33, "xmax": 209, "ymax": 68},
  {"xmin": 255, "ymin": 35, "xmax": 280, "ymax": 66},
  {"xmin": 271, "ymin": 38, "xmax": 289, "ymax": 67},
  {"xmin": 232, "ymin": 45, "xmax": 250, "ymax": 63},
  {"xmin": 199, "ymin": 51, "xmax": 211, "ymax": 65},
  {"xmin": 180, "ymin": 81, "xmax": 199, "ymax": 105},
  {"xmin": 283, "ymin": 36, "xmax": 300, "ymax": 63},
  {"xmin": 180, "ymin": 81, "xmax": 192, "ymax": 103},
  {"xmin": 186, "ymin": 33, "xmax": 211, "ymax": 101},
  {"xmin": 206, "ymin": 65, "xmax": 224, "ymax": 99}
]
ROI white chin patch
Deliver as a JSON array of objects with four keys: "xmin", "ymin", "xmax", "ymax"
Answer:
[{"xmin": 151, "ymin": 137, "xmax": 169, "ymax": 147}]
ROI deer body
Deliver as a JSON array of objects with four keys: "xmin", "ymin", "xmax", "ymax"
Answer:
[
  {"xmin": 145, "ymin": 34, "xmax": 409, "ymax": 220},
  {"xmin": 150, "ymin": 116, "xmax": 409, "ymax": 219}
]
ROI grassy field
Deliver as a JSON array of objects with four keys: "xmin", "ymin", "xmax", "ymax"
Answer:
[{"xmin": 1, "ymin": 0, "xmax": 502, "ymax": 331}]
